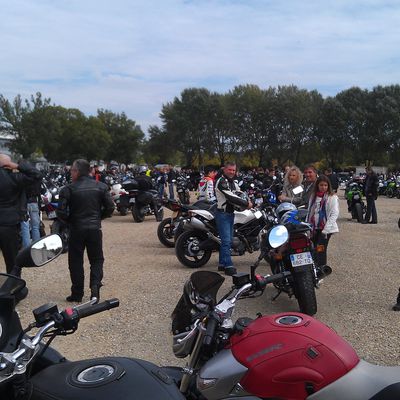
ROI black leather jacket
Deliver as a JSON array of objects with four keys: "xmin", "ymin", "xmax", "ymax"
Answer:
[
  {"xmin": 57, "ymin": 176, "xmax": 115, "ymax": 230},
  {"xmin": 0, "ymin": 161, "xmax": 43, "ymax": 226}
]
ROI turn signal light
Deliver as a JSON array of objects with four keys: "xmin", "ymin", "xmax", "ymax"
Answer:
[{"xmin": 316, "ymin": 245, "xmax": 325, "ymax": 253}]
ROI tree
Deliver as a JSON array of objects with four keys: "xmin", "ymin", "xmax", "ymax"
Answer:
[{"xmin": 97, "ymin": 110, "xmax": 144, "ymax": 164}]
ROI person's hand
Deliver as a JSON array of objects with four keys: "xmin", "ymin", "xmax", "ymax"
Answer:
[
  {"xmin": 247, "ymin": 200, "xmax": 253, "ymax": 209},
  {"xmin": 2, "ymin": 161, "xmax": 18, "ymax": 170}
]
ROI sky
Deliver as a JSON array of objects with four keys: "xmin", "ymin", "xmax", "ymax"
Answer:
[{"xmin": 1, "ymin": 0, "xmax": 399, "ymax": 133}]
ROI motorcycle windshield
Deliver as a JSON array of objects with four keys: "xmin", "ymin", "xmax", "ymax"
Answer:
[
  {"xmin": 171, "ymin": 271, "xmax": 224, "ymax": 334},
  {"xmin": 0, "ymin": 274, "xmax": 26, "ymax": 297}
]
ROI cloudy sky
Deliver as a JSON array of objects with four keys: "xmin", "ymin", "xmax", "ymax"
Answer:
[{"xmin": 1, "ymin": 0, "xmax": 399, "ymax": 133}]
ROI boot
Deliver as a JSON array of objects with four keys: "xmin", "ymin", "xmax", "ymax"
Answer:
[
  {"xmin": 90, "ymin": 285, "xmax": 101, "ymax": 304},
  {"xmin": 392, "ymin": 289, "xmax": 400, "ymax": 311}
]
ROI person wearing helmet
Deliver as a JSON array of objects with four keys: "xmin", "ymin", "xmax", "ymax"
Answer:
[
  {"xmin": 215, "ymin": 162, "xmax": 252, "ymax": 276},
  {"xmin": 276, "ymin": 202, "xmax": 297, "ymax": 220},
  {"xmin": 307, "ymin": 175, "xmax": 339, "ymax": 270}
]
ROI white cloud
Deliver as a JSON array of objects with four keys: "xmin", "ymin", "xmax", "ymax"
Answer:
[{"xmin": 0, "ymin": 0, "xmax": 399, "ymax": 131}]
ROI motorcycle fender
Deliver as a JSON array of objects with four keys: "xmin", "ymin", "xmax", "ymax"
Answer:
[{"xmin": 290, "ymin": 263, "xmax": 314, "ymax": 276}]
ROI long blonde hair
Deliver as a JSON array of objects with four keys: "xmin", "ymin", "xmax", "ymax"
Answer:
[{"xmin": 284, "ymin": 166, "xmax": 303, "ymax": 187}]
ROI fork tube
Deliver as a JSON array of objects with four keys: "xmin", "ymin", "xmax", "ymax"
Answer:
[{"xmin": 179, "ymin": 325, "xmax": 206, "ymax": 393}]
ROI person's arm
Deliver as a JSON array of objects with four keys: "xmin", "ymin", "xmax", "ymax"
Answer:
[
  {"xmin": 206, "ymin": 180, "xmax": 215, "ymax": 202},
  {"xmin": 8, "ymin": 160, "xmax": 43, "ymax": 186},
  {"xmin": 322, "ymin": 195, "xmax": 339, "ymax": 234},
  {"xmin": 216, "ymin": 178, "xmax": 248, "ymax": 209}
]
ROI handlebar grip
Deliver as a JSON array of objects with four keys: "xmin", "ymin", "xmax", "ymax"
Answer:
[
  {"xmin": 203, "ymin": 314, "xmax": 218, "ymax": 347},
  {"xmin": 76, "ymin": 298, "xmax": 120, "ymax": 319},
  {"xmin": 264, "ymin": 271, "xmax": 291, "ymax": 284}
]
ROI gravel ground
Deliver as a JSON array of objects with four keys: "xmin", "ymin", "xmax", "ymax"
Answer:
[{"xmin": 5, "ymin": 192, "xmax": 400, "ymax": 367}]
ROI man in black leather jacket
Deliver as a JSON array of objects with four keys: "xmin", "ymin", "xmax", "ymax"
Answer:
[
  {"xmin": 57, "ymin": 159, "xmax": 115, "ymax": 303},
  {"xmin": 0, "ymin": 154, "xmax": 43, "ymax": 278}
]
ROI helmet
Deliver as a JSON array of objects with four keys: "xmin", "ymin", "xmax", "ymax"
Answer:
[
  {"xmin": 139, "ymin": 166, "xmax": 148, "ymax": 175},
  {"xmin": 266, "ymin": 191, "xmax": 277, "ymax": 204},
  {"xmin": 276, "ymin": 202, "xmax": 297, "ymax": 220},
  {"xmin": 280, "ymin": 209, "xmax": 301, "ymax": 225}
]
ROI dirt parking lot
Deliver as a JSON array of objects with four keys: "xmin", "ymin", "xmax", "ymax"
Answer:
[{"xmin": 5, "ymin": 192, "xmax": 400, "ymax": 367}]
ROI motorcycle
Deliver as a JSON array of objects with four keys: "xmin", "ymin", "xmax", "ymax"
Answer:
[
  {"xmin": 176, "ymin": 174, "xmax": 191, "ymax": 205},
  {"xmin": 2, "ymin": 235, "xmax": 400, "ymax": 399},
  {"xmin": 258, "ymin": 206, "xmax": 329, "ymax": 316},
  {"xmin": 157, "ymin": 199, "xmax": 216, "ymax": 248},
  {"xmin": 118, "ymin": 177, "xmax": 164, "ymax": 223},
  {"xmin": 174, "ymin": 205, "xmax": 276, "ymax": 268},
  {"xmin": 345, "ymin": 181, "xmax": 365, "ymax": 223}
]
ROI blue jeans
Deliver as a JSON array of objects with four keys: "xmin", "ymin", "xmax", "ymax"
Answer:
[
  {"xmin": 28, "ymin": 202, "xmax": 41, "ymax": 242},
  {"xmin": 215, "ymin": 211, "xmax": 234, "ymax": 268},
  {"xmin": 20, "ymin": 220, "xmax": 31, "ymax": 248}
]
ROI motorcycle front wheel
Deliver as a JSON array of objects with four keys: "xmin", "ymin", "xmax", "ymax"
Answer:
[
  {"xmin": 119, "ymin": 206, "xmax": 128, "ymax": 216},
  {"xmin": 175, "ymin": 230, "xmax": 212, "ymax": 268},
  {"xmin": 293, "ymin": 268, "xmax": 317, "ymax": 316},
  {"xmin": 355, "ymin": 202, "xmax": 363, "ymax": 223},
  {"xmin": 157, "ymin": 218, "xmax": 177, "ymax": 247},
  {"xmin": 132, "ymin": 203, "xmax": 146, "ymax": 223}
]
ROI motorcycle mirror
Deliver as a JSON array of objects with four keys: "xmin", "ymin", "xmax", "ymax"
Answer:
[
  {"xmin": 15, "ymin": 234, "xmax": 63, "ymax": 268},
  {"xmin": 292, "ymin": 186, "xmax": 303, "ymax": 195},
  {"xmin": 268, "ymin": 225, "xmax": 289, "ymax": 248}
]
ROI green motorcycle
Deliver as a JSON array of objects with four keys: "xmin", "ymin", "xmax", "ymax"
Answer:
[{"xmin": 345, "ymin": 181, "xmax": 366, "ymax": 223}]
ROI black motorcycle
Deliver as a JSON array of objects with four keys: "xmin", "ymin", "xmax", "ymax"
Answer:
[{"xmin": 175, "ymin": 174, "xmax": 191, "ymax": 205}]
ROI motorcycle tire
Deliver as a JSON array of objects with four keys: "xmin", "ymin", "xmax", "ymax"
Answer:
[
  {"xmin": 132, "ymin": 204, "xmax": 146, "ymax": 223},
  {"xmin": 155, "ymin": 206, "xmax": 164, "ymax": 222},
  {"xmin": 293, "ymin": 269, "xmax": 317, "ymax": 316},
  {"xmin": 119, "ymin": 206, "xmax": 127, "ymax": 216},
  {"xmin": 398, "ymin": 217, "xmax": 400, "ymax": 229},
  {"xmin": 183, "ymin": 192, "xmax": 190, "ymax": 205},
  {"xmin": 175, "ymin": 230, "xmax": 212, "ymax": 268},
  {"xmin": 157, "ymin": 218, "xmax": 176, "ymax": 248},
  {"xmin": 396, "ymin": 191, "xmax": 400, "ymax": 199},
  {"xmin": 355, "ymin": 202, "xmax": 363, "ymax": 223},
  {"xmin": 386, "ymin": 188, "xmax": 394, "ymax": 198}
]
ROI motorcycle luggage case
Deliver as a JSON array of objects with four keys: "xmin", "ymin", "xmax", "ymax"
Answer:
[
  {"xmin": 30, "ymin": 356, "xmax": 185, "ymax": 400},
  {"xmin": 122, "ymin": 179, "xmax": 139, "ymax": 191},
  {"xmin": 230, "ymin": 312, "xmax": 359, "ymax": 400}
]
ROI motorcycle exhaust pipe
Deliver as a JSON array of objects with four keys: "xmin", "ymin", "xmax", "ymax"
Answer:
[{"xmin": 316, "ymin": 265, "xmax": 332, "ymax": 280}]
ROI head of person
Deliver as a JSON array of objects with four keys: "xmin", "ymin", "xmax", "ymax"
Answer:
[
  {"xmin": 204, "ymin": 165, "xmax": 217, "ymax": 179},
  {"xmin": 284, "ymin": 166, "xmax": 303, "ymax": 186},
  {"xmin": 365, "ymin": 166, "xmax": 374, "ymax": 175},
  {"xmin": 71, "ymin": 159, "xmax": 90, "ymax": 182},
  {"xmin": 314, "ymin": 175, "xmax": 333, "ymax": 195},
  {"xmin": 304, "ymin": 164, "xmax": 318, "ymax": 183},
  {"xmin": 222, "ymin": 161, "xmax": 237, "ymax": 179},
  {"xmin": 324, "ymin": 168, "xmax": 332, "ymax": 176}
]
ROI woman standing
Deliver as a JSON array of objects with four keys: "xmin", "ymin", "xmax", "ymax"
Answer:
[
  {"xmin": 278, "ymin": 166, "xmax": 303, "ymax": 205},
  {"xmin": 307, "ymin": 175, "xmax": 339, "ymax": 269}
]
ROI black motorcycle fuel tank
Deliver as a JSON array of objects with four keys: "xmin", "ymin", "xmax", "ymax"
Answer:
[{"xmin": 30, "ymin": 356, "xmax": 185, "ymax": 400}]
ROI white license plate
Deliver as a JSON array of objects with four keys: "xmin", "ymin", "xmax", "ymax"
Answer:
[
  {"xmin": 129, "ymin": 198, "xmax": 136, "ymax": 203},
  {"xmin": 48, "ymin": 211, "xmax": 57, "ymax": 219},
  {"xmin": 290, "ymin": 252, "xmax": 312, "ymax": 267}
]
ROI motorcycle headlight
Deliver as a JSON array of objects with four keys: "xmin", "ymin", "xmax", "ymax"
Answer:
[{"xmin": 353, "ymin": 194, "xmax": 360, "ymax": 200}]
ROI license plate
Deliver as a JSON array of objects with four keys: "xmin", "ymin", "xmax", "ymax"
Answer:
[
  {"xmin": 129, "ymin": 198, "xmax": 136, "ymax": 203},
  {"xmin": 48, "ymin": 211, "xmax": 57, "ymax": 219},
  {"xmin": 290, "ymin": 252, "xmax": 312, "ymax": 267}
]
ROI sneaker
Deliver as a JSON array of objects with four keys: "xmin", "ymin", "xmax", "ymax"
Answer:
[
  {"xmin": 224, "ymin": 266, "xmax": 237, "ymax": 276},
  {"xmin": 90, "ymin": 286, "xmax": 101, "ymax": 304}
]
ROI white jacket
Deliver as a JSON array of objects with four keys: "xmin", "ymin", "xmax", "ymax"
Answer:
[{"xmin": 308, "ymin": 194, "xmax": 339, "ymax": 235}]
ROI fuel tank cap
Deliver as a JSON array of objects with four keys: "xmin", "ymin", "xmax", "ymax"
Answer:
[
  {"xmin": 275, "ymin": 315, "xmax": 303, "ymax": 325},
  {"xmin": 76, "ymin": 364, "xmax": 115, "ymax": 383}
]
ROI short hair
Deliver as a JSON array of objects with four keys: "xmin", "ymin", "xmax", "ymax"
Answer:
[
  {"xmin": 304, "ymin": 164, "xmax": 317, "ymax": 173},
  {"xmin": 72, "ymin": 159, "xmax": 90, "ymax": 177},
  {"xmin": 224, "ymin": 161, "xmax": 236, "ymax": 168},
  {"xmin": 204, "ymin": 165, "xmax": 217, "ymax": 176},
  {"xmin": 325, "ymin": 168, "xmax": 332, "ymax": 174}
]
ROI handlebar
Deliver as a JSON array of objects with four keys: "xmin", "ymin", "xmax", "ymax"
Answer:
[
  {"xmin": 75, "ymin": 298, "xmax": 120, "ymax": 320},
  {"xmin": 203, "ymin": 313, "xmax": 219, "ymax": 346}
]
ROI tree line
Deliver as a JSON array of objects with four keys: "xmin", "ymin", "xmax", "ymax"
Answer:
[{"xmin": 1, "ymin": 84, "xmax": 400, "ymax": 169}]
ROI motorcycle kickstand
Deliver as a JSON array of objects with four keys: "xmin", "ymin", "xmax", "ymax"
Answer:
[{"xmin": 271, "ymin": 289, "xmax": 282, "ymax": 302}]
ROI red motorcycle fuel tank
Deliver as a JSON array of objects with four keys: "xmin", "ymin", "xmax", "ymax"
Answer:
[{"xmin": 230, "ymin": 313, "xmax": 359, "ymax": 400}]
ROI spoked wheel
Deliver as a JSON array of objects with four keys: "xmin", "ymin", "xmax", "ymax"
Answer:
[
  {"xmin": 175, "ymin": 230, "xmax": 212, "ymax": 268},
  {"xmin": 132, "ymin": 204, "xmax": 145, "ymax": 223},
  {"xmin": 157, "ymin": 218, "xmax": 177, "ymax": 248},
  {"xmin": 293, "ymin": 268, "xmax": 317, "ymax": 316}
]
